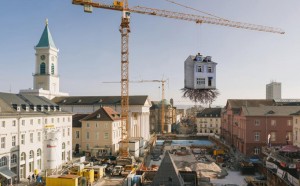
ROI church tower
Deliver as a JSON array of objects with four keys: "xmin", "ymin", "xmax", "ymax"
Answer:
[{"xmin": 20, "ymin": 20, "xmax": 68, "ymax": 99}]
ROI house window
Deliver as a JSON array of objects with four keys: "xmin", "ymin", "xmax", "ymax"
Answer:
[
  {"xmin": 37, "ymin": 149, "xmax": 41, "ymax": 157},
  {"xmin": 87, "ymin": 123, "xmax": 90, "ymax": 128},
  {"xmin": 40, "ymin": 62, "xmax": 46, "ymax": 74},
  {"xmin": 21, "ymin": 152, "xmax": 26, "ymax": 161},
  {"xmin": 30, "ymin": 133, "xmax": 33, "ymax": 143},
  {"xmin": 271, "ymin": 120, "xmax": 276, "ymax": 126},
  {"xmin": 45, "ymin": 119, "xmax": 47, "ymax": 124},
  {"xmin": 287, "ymin": 120, "xmax": 292, "ymax": 126},
  {"xmin": 196, "ymin": 78, "xmax": 205, "ymax": 85},
  {"xmin": 12, "ymin": 136, "xmax": 16, "ymax": 147},
  {"xmin": 11, "ymin": 154, "xmax": 17, "ymax": 164},
  {"xmin": 1, "ymin": 137, "xmax": 5, "ymax": 148},
  {"xmin": 30, "ymin": 119, "xmax": 33, "ymax": 125},
  {"xmin": 38, "ymin": 132, "xmax": 41, "ymax": 142},
  {"xmin": 63, "ymin": 117, "xmax": 65, "ymax": 122},
  {"xmin": 271, "ymin": 132, "xmax": 276, "ymax": 141},
  {"xmin": 51, "ymin": 118, "xmax": 54, "ymax": 123},
  {"xmin": 208, "ymin": 77, "xmax": 213, "ymax": 86},
  {"xmin": 38, "ymin": 119, "xmax": 41, "ymax": 124},
  {"xmin": 51, "ymin": 63, "xmax": 55, "ymax": 75},
  {"xmin": 86, "ymin": 144, "xmax": 90, "ymax": 150},
  {"xmin": 29, "ymin": 161, "xmax": 34, "ymax": 172},
  {"xmin": 197, "ymin": 65, "xmax": 202, "ymax": 72},
  {"xmin": 29, "ymin": 150, "xmax": 34, "ymax": 159},
  {"xmin": 76, "ymin": 131, "xmax": 80, "ymax": 139},
  {"xmin": 254, "ymin": 147, "xmax": 260, "ymax": 155},
  {"xmin": 1, "ymin": 121, "xmax": 5, "ymax": 128},
  {"xmin": 62, "ymin": 152, "xmax": 65, "ymax": 161},
  {"xmin": 86, "ymin": 132, "xmax": 89, "ymax": 139},
  {"xmin": 0, "ymin": 157, "xmax": 7, "ymax": 167},
  {"xmin": 62, "ymin": 143, "xmax": 65, "ymax": 149},
  {"xmin": 207, "ymin": 66, "xmax": 213, "ymax": 73},
  {"xmin": 254, "ymin": 132, "xmax": 260, "ymax": 141},
  {"xmin": 12, "ymin": 120, "xmax": 16, "ymax": 126},
  {"xmin": 254, "ymin": 120, "xmax": 260, "ymax": 126},
  {"xmin": 21, "ymin": 134, "xmax": 25, "ymax": 145},
  {"xmin": 22, "ymin": 120, "xmax": 25, "ymax": 126},
  {"xmin": 104, "ymin": 133, "xmax": 109, "ymax": 139}
]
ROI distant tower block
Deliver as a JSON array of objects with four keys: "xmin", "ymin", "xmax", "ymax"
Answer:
[
  {"xmin": 266, "ymin": 81, "xmax": 281, "ymax": 99},
  {"xmin": 184, "ymin": 53, "xmax": 217, "ymax": 89}
]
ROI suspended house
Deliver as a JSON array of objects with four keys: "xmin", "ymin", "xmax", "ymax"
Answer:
[{"xmin": 184, "ymin": 53, "xmax": 217, "ymax": 90}]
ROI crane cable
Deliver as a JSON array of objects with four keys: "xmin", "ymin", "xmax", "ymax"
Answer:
[{"xmin": 163, "ymin": 0, "xmax": 229, "ymax": 21}]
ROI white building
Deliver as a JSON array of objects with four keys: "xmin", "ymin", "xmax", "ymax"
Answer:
[
  {"xmin": 184, "ymin": 53, "xmax": 217, "ymax": 89},
  {"xmin": 0, "ymin": 92, "xmax": 72, "ymax": 184},
  {"xmin": 196, "ymin": 108, "xmax": 222, "ymax": 135},
  {"xmin": 20, "ymin": 20, "xmax": 68, "ymax": 99},
  {"xmin": 52, "ymin": 96, "xmax": 151, "ymax": 141},
  {"xmin": 266, "ymin": 81, "xmax": 281, "ymax": 99}
]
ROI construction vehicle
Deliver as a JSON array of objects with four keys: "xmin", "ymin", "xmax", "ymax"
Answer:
[{"xmin": 72, "ymin": 0, "xmax": 284, "ymax": 157}]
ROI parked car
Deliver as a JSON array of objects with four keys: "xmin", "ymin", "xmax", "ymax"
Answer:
[{"xmin": 111, "ymin": 165, "xmax": 123, "ymax": 176}]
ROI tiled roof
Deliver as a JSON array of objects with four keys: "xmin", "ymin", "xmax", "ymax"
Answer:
[
  {"xmin": 81, "ymin": 106, "xmax": 121, "ymax": 121},
  {"xmin": 196, "ymin": 108, "xmax": 222, "ymax": 118},
  {"xmin": 242, "ymin": 106, "xmax": 300, "ymax": 116},
  {"xmin": 227, "ymin": 99, "xmax": 275, "ymax": 108},
  {"xmin": 151, "ymin": 152, "xmax": 184, "ymax": 186},
  {"xmin": 52, "ymin": 95, "xmax": 149, "ymax": 106},
  {"xmin": 36, "ymin": 23, "xmax": 57, "ymax": 49},
  {"xmin": 72, "ymin": 114, "xmax": 89, "ymax": 128}
]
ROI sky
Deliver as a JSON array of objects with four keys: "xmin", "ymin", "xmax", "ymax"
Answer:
[{"xmin": 0, "ymin": 0, "xmax": 299, "ymax": 107}]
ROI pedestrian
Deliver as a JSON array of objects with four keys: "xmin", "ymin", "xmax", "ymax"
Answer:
[{"xmin": 32, "ymin": 174, "xmax": 35, "ymax": 182}]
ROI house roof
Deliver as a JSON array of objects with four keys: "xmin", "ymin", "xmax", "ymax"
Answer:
[
  {"xmin": 81, "ymin": 107, "xmax": 121, "ymax": 121},
  {"xmin": 151, "ymin": 152, "xmax": 184, "ymax": 186},
  {"xmin": 196, "ymin": 108, "xmax": 222, "ymax": 118},
  {"xmin": 242, "ymin": 106, "xmax": 300, "ymax": 116},
  {"xmin": 72, "ymin": 114, "xmax": 89, "ymax": 128},
  {"xmin": 36, "ymin": 22, "xmax": 57, "ymax": 49},
  {"xmin": 226, "ymin": 99, "xmax": 275, "ymax": 109},
  {"xmin": 52, "ymin": 95, "xmax": 149, "ymax": 106}
]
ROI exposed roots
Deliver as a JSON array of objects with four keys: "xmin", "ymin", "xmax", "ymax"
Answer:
[{"xmin": 181, "ymin": 88, "xmax": 220, "ymax": 104}]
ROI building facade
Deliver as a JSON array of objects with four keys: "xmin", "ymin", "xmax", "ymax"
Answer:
[
  {"xmin": 184, "ymin": 53, "xmax": 217, "ymax": 89},
  {"xmin": 0, "ymin": 92, "xmax": 72, "ymax": 183},
  {"xmin": 266, "ymin": 82, "xmax": 281, "ymax": 99},
  {"xmin": 20, "ymin": 21, "xmax": 68, "ymax": 99},
  {"xmin": 52, "ymin": 96, "xmax": 151, "ymax": 141},
  {"xmin": 196, "ymin": 108, "xmax": 222, "ymax": 135}
]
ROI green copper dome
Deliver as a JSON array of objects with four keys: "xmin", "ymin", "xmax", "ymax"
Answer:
[{"xmin": 36, "ymin": 21, "xmax": 57, "ymax": 49}]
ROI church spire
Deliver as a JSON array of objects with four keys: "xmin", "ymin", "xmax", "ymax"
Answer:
[{"xmin": 36, "ymin": 19, "xmax": 57, "ymax": 49}]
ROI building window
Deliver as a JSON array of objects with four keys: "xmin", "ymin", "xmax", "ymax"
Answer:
[
  {"xmin": 196, "ymin": 78, "xmax": 205, "ymax": 85},
  {"xmin": 29, "ymin": 161, "xmax": 34, "ymax": 172},
  {"xmin": 30, "ymin": 133, "xmax": 33, "ymax": 143},
  {"xmin": 86, "ymin": 132, "xmax": 89, "ymax": 139},
  {"xmin": 0, "ymin": 157, "xmax": 7, "ymax": 167},
  {"xmin": 254, "ymin": 120, "xmax": 260, "ymax": 126},
  {"xmin": 62, "ymin": 143, "xmax": 65, "ymax": 149},
  {"xmin": 51, "ymin": 63, "xmax": 55, "ymax": 75},
  {"xmin": 1, "ymin": 137, "xmax": 5, "ymax": 148},
  {"xmin": 1, "ymin": 121, "xmax": 5, "ymax": 128},
  {"xmin": 21, "ymin": 152, "xmax": 26, "ymax": 161},
  {"xmin": 271, "ymin": 120, "xmax": 276, "ymax": 126},
  {"xmin": 38, "ymin": 132, "xmax": 41, "ymax": 142},
  {"xmin": 63, "ymin": 117, "xmax": 65, "ymax": 122},
  {"xmin": 254, "ymin": 132, "xmax": 260, "ymax": 141},
  {"xmin": 12, "ymin": 136, "xmax": 16, "ymax": 147},
  {"xmin": 86, "ymin": 144, "xmax": 90, "ymax": 150},
  {"xmin": 197, "ymin": 65, "xmax": 202, "ymax": 72},
  {"xmin": 22, "ymin": 120, "xmax": 25, "ymax": 126},
  {"xmin": 12, "ymin": 120, "xmax": 16, "ymax": 126},
  {"xmin": 254, "ymin": 147, "xmax": 260, "ymax": 155},
  {"xmin": 30, "ymin": 119, "xmax": 33, "ymax": 125},
  {"xmin": 62, "ymin": 152, "xmax": 65, "ymax": 161},
  {"xmin": 271, "ymin": 132, "xmax": 276, "ymax": 141},
  {"xmin": 21, "ymin": 134, "xmax": 25, "ymax": 145},
  {"xmin": 29, "ymin": 150, "xmax": 34, "ymax": 159},
  {"xmin": 57, "ymin": 118, "xmax": 60, "ymax": 123},
  {"xmin": 11, "ymin": 154, "xmax": 17, "ymax": 164},
  {"xmin": 40, "ymin": 62, "xmax": 46, "ymax": 74},
  {"xmin": 207, "ymin": 66, "xmax": 213, "ymax": 73},
  {"xmin": 76, "ymin": 131, "xmax": 80, "ymax": 139},
  {"xmin": 45, "ymin": 119, "xmax": 47, "ymax": 124},
  {"xmin": 104, "ymin": 133, "xmax": 109, "ymax": 139},
  {"xmin": 51, "ymin": 118, "xmax": 54, "ymax": 123},
  {"xmin": 287, "ymin": 120, "xmax": 292, "ymax": 126},
  {"xmin": 87, "ymin": 123, "xmax": 90, "ymax": 128},
  {"xmin": 37, "ymin": 149, "xmax": 41, "ymax": 157},
  {"xmin": 38, "ymin": 119, "xmax": 41, "ymax": 124}
]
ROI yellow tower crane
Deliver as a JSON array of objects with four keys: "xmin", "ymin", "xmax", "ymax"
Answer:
[{"xmin": 72, "ymin": 0, "xmax": 284, "ymax": 156}]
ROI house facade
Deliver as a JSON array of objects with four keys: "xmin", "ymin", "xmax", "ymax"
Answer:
[{"xmin": 196, "ymin": 108, "xmax": 222, "ymax": 135}]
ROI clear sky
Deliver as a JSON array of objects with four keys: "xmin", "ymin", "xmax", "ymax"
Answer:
[{"xmin": 0, "ymin": 0, "xmax": 299, "ymax": 107}]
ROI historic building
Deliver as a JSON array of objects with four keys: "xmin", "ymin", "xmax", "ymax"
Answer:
[
  {"xmin": 196, "ymin": 107, "xmax": 222, "ymax": 135},
  {"xmin": 19, "ymin": 20, "xmax": 68, "ymax": 99},
  {"xmin": 0, "ymin": 92, "xmax": 72, "ymax": 183}
]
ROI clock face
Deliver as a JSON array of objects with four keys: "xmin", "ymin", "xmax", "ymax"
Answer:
[{"xmin": 40, "ymin": 55, "xmax": 46, "ymax": 60}]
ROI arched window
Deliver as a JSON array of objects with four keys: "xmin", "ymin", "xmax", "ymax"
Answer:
[
  {"xmin": 11, "ymin": 154, "xmax": 17, "ymax": 164},
  {"xmin": 37, "ymin": 149, "xmax": 41, "ymax": 157},
  {"xmin": 21, "ymin": 152, "xmax": 26, "ymax": 161},
  {"xmin": 40, "ymin": 63, "xmax": 46, "ymax": 74},
  {"xmin": 62, "ymin": 142, "xmax": 65, "ymax": 149},
  {"xmin": 0, "ymin": 157, "xmax": 7, "ymax": 167},
  {"xmin": 29, "ymin": 150, "xmax": 34, "ymax": 159},
  {"xmin": 51, "ymin": 63, "xmax": 54, "ymax": 75}
]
